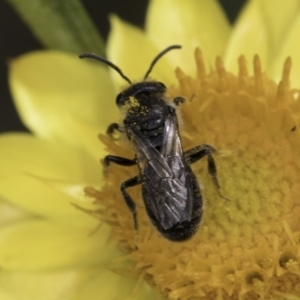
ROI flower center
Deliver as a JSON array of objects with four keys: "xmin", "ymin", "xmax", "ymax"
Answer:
[{"xmin": 86, "ymin": 49, "xmax": 300, "ymax": 299}]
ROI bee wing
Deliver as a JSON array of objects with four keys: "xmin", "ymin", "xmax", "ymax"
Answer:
[{"xmin": 129, "ymin": 114, "xmax": 194, "ymax": 230}]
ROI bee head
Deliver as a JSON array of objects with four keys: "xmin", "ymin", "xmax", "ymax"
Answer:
[
  {"xmin": 79, "ymin": 45, "xmax": 181, "ymax": 106},
  {"xmin": 116, "ymin": 81, "xmax": 166, "ymax": 107}
]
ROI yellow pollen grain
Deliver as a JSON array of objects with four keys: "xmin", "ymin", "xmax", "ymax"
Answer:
[
  {"xmin": 86, "ymin": 48, "xmax": 300, "ymax": 299},
  {"xmin": 128, "ymin": 96, "xmax": 139, "ymax": 107},
  {"xmin": 121, "ymin": 96, "xmax": 140, "ymax": 113}
]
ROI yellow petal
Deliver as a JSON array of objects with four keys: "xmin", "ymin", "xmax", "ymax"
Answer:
[
  {"xmin": 0, "ymin": 219, "xmax": 119, "ymax": 270},
  {"xmin": 0, "ymin": 133, "xmax": 99, "ymax": 220},
  {"xmin": 107, "ymin": 15, "xmax": 177, "ymax": 88},
  {"xmin": 0, "ymin": 267, "xmax": 100, "ymax": 300},
  {"xmin": 9, "ymin": 51, "xmax": 117, "ymax": 144},
  {"xmin": 259, "ymin": 0, "xmax": 300, "ymax": 63},
  {"xmin": 224, "ymin": 0, "xmax": 269, "ymax": 75},
  {"xmin": 146, "ymin": 0, "xmax": 231, "ymax": 74},
  {"xmin": 71, "ymin": 268, "xmax": 155, "ymax": 300},
  {"xmin": 67, "ymin": 117, "xmax": 108, "ymax": 161},
  {"xmin": 0, "ymin": 199, "xmax": 31, "ymax": 227},
  {"xmin": 269, "ymin": 13, "xmax": 300, "ymax": 88}
]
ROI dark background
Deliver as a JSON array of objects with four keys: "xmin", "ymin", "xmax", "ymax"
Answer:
[{"xmin": 0, "ymin": 0, "xmax": 246, "ymax": 133}]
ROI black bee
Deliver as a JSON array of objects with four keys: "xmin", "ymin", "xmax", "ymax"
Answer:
[{"xmin": 80, "ymin": 45, "xmax": 224, "ymax": 242}]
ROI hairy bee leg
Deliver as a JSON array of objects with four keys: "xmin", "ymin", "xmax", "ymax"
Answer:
[
  {"xmin": 106, "ymin": 122, "xmax": 120, "ymax": 135},
  {"xmin": 184, "ymin": 144, "xmax": 229, "ymax": 201},
  {"xmin": 121, "ymin": 176, "xmax": 142, "ymax": 230},
  {"xmin": 106, "ymin": 123, "xmax": 123, "ymax": 138},
  {"xmin": 184, "ymin": 144, "xmax": 217, "ymax": 164},
  {"xmin": 103, "ymin": 155, "xmax": 136, "ymax": 167},
  {"xmin": 102, "ymin": 155, "xmax": 136, "ymax": 177},
  {"xmin": 173, "ymin": 96, "xmax": 185, "ymax": 106}
]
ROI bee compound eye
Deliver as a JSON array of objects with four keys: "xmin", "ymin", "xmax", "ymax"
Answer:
[
  {"xmin": 136, "ymin": 91, "xmax": 149, "ymax": 98},
  {"xmin": 116, "ymin": 93, "xmax": 122, "ymax": 104},
  {"xmin": 116, "ymin": 93, "xmax": 127, "ymax": 106},
  {"xmin": 159, "ymin": 82, "xmax": 166, "ymax": 89}
]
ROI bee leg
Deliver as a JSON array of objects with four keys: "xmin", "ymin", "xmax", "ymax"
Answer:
[
  {"xmin": 102, "ymin": 155, "xmax": 136, "ymax": 177},
  {"xmin": 103, "ymin": 155, "xmax": 136, "ymax": 167},
  {"xmin": 184, "ymin": 144, "xmax": 229, "ymax": 201},
  {"xmin": 106, "ymin": 123, "xmax": 123, "ymax": 139},
  {"xmin": 173, "ymin": 96, "xmax": 185, "ymax": 106},
  {"xmin": 184, "ymin": 144, "xmax": 216, "ymax": 164},
  {"xmin": 121, "ymin": 176, "xmax": 142, "ymax": 230}
]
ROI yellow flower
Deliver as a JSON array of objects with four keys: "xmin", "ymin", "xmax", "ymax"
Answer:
[{"xmin": 2, "ymin": 0, "xmax": 300, "ymax": 299}]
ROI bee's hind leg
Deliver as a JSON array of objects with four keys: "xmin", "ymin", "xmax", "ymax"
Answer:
[{"xmin": 184, "ymin": 144, "xmax": 229, "ymax": 201}]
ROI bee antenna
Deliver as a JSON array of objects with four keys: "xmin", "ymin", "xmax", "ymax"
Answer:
[
  {"xmin": 143, "ymin": 45, "xmax": 182, "ymax": 80},
  {"xmin": 79, "ymin": 53, "xmax": 132, "ymax": 85}
]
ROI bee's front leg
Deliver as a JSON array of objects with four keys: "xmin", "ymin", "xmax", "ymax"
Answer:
[{"xmin": 106, "ymin": 123, "xmax": 124, "ymax": 139}]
